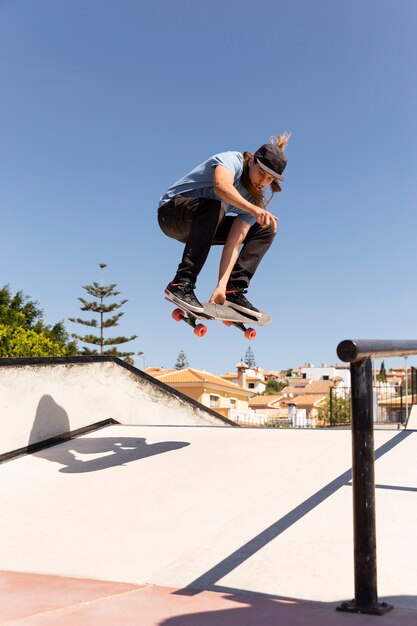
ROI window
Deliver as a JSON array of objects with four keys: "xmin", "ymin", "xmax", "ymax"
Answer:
[
  {"xmin": 248, "ymin": 382, "xmax": 255, "ymax": 389},
  {"xmin": 230, "ymin": 398, "xmax": 237, "ymax": 407},
  {"xmin": 210, "ymin": 394, "xmax": 220, "ymax": 408}
]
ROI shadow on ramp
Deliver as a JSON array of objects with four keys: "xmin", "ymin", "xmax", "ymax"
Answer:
[
  {"xmin": 29, "ymin": 395, "xmax": 71, "ymax": 447},
  {"xmin": 177, "ymin": 430, "xmax": 413, "ymax": 595},
  {"xmin": 159, "ymin": 589, "xmax": 417, "ymax": 625},
  {"xmin": 33, "ymin": 436, "xmax": 190, "ymax": 473}
]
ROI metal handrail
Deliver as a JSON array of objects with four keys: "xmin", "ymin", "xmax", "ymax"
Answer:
[
  {"xmin": 335, "ymin": 338, "xmax": 417, "ymax": 616},
  {"xmin": 337, "ymin": 339, "xmax": 417, "ymax": 363}
]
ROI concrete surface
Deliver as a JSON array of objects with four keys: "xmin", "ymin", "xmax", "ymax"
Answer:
[
  {"xmin": 406, "ymin": 404, "xmax": 417, "ymax": 429},
  {"xmin": 1, "ymin": 424, "xmax": 416, "ymax": 625}
]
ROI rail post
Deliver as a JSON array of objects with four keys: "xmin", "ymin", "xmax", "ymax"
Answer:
[{"xmin": 337, "ymin": 357, "xmax": 392, "ymax": 614}]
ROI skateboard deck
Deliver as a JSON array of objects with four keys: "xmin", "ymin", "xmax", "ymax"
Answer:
[{"xmin": 166, "ymin": 298, "xmax": 271, "ymax": 339}]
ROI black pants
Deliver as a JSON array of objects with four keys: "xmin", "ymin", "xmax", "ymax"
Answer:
[{"xmin": 157, "ymin": 195, "xmax": 275, "ymax": 289}]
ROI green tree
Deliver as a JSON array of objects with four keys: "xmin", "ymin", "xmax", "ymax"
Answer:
[
  {"xmin": 69, "ymin": 264, "xmax": 137, "ymax": 359},
  {"xmin": 174, "ymin": 350, "xmax": 189, "ymax": 370},
  {"xmin": 242, "ymin": 346, "xmax": 256, "ymax": 368},
  {"xmin": 0, "ymin": 285, "xmax": 77, "ymax": 356},
  {"xmin": 262, "ymin": 379, "xmax": 287, "ymax": 395},
  {"xmin": 317, "ymin": 392, "xmax": 351, "ymax": 426},
  {"xmin": 0, "ymin": 286, "xmax": 42, "ymax": 328},
  {"xmin": 377, "ymin": 361, "xmax": 387, "ymax": 383}
]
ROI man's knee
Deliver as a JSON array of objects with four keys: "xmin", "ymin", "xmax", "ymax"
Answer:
[
  {"xmin": 248, "ymin": 222, "xmax": 276, "ymax": 243},
  {"xmin": 264, "ymin": 223, "xmax": 277, "ymax": 241}
]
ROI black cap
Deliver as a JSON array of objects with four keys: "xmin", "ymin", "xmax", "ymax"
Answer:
[{"xmin": 254, "ymin": 144, "xmax": 287, "ymax": 181}]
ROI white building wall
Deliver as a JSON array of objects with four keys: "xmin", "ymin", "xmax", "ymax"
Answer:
[{"xmin": 300, "ymin": 366, "xmax": 351, "ymax": 387}]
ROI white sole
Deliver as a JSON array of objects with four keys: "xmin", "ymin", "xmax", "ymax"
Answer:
[{"xmin": 165, "ymin": 290, "xmax": 204, "ymax": 314}]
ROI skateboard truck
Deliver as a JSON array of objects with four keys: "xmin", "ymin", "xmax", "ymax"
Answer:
[
  {"xmin": 171, "ymin": 308, "xmax": 208, "ymax": 337},
  {"xmin": 222, "ymin": 320, "xmax": 257, "ymax": 340}
]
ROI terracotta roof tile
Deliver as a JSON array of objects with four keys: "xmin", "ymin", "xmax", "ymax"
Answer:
[
  {"xmin": 145, "ymin": 367, "xmax": 176, "ymax": 376},
  {"xmin": 280, "ymin": 386, "xmax": 305, "ymax": 397},
  {"xmin": 285, "ymin": 380, "xmax": 311, "ymax": 388},
  {"xmin": 154, "ymin": 368, "xmax": 249, "ymax": 392},
  {"xmin": 249, "ymin": 395, "xmax": 282, "ymax": 407},
  {"xmin": 304, "ymin": 380, "xmax": 336, "ymax": 394},
  {"xmin": 283, "ymin": 394, "xmax": 327, "ymax": 407}
]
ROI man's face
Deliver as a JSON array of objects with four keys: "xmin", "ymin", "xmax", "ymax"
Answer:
[{"xmin": 248, "ymin": 159, "xmax": 275, "ymax": 191}]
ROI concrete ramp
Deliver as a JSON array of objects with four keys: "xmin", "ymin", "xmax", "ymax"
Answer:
[
  {"xmin": 0, "ymin": 356, "xmax": 231, "ymax": 459},
  {"xmin": 406, "ymin": 404, "xmax": 417, "ymax": 429}
]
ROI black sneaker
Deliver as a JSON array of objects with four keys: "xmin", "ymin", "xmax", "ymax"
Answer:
[
  {"xmin": 225, "ymin": 289, "xmax": 262, "ymax": 318},
  {"xmin": 165, "ymin": 282, "xmax": 204, "ymax": 313}
]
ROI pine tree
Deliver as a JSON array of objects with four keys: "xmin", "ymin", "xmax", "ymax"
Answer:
[
  {"xmin": 69, "ymin": 264, "xmax": 137, "ymax": 359},
  {"xmin": 174, "ymin": 350, "xmax": 189, "ymax": 370},
  {"xmin": 242, "ymin": 346, "xmax": 256, "ymax": 368}
]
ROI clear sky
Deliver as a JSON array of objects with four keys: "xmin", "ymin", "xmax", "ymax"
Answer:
[{"xmin": 1, "ymin": 0, "xmax": 416, "ymax": 374}]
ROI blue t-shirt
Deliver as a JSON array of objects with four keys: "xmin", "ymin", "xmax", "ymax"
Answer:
[{"xmin": 158, "ymin": 151, "xmax": 256, "ymax": 226}]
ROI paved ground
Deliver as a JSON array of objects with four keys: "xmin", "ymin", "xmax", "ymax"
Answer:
[
  {"xmin": 3, "ymin": 570, "xmax": 417, "ymax": 626},
  {"xmin": 1, "ymin": 425, "xmax": 416, "ymax": 625}
]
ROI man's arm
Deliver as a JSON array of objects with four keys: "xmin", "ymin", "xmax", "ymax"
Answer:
[
  {"xmin": 213, "ymin": 165, "xmax": 277, "ymax": 232},
  {"xmin": 210, "ymin": 217, "xmax": 250, "ymax": 305}
]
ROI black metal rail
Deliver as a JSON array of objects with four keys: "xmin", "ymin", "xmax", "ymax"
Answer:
[
  {"xmin": 336, "ymin": 339, "xmax": 417, "ymax": 615},
  {"xmin": 337, "ymin": 339, "xmax": 417, "ymax": 363}
]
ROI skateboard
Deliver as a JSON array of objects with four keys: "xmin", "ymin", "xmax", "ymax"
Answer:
[{"xmin": 166, "ymin": 298, "xmax": 271, "ymax": 340}]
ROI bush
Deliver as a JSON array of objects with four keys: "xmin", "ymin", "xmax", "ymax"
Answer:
[{"xmin": 0, "ymin": 325, "xmax": 67, "ymax": 358}]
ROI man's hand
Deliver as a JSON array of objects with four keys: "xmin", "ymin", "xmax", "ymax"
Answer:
[
  {"xmin": 254, "ymin": 208, "xmax": 278, "ymax": 233},
  {"xmin": 209, "ymin": 286, "xmax": 226, "ymax": 305}
]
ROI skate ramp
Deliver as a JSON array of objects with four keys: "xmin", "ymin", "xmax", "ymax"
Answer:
[{"xmin": 0, "ymin": 356, "xmax": 231, "ymax": 459}]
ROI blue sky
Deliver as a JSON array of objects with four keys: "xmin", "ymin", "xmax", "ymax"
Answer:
[{"xmin": 1, "ymin": 0, "xmax": 416, "ymax": 374}]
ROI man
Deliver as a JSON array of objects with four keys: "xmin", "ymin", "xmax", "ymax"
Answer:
[{"xmin": 158, "ymin": 133, "xmax": 290, "ymax": 316}]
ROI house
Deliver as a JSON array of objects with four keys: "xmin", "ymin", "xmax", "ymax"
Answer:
[
  {"xmin": 288, "ymin": 378, "xmax": 312, "ymax": 388},
  {"xmin": 248, "ymin": 394, "xmax": 288, "ymax": 423},
  {"xmin": 147, "ymin": 367, "xmax": 253, "ymax": 420},
  {"xmin": 220, "ymin": 362, "xmax": 266, "ymax": 393},
  {"xmin": 378, "ymin": 393, "xmax": 411, "ymax": 423},
  {"xmin": 384, "ymin": 367, "xmax": 410, "ymax": 387},
  {"xmin": 282, "ymin": 379, "xmax": 340, "ymax": 401},
  {"xmin": 284, "ymin": 394, "xmax": 328, "ymax": 420},
  {"xmin": 388, "ymin": 367, "xmax": 409, "ymax": 380},
  {"xmin": 263, "ymin": 370, "xmax": 287, "ymax": 381},
  {"xmin": 249, "ymin": 394, "xmax": 282, "ymax": 410},
  {"xmin": 300, "ymin": 364, "xmax": 351, "ymax": 387},
  {"xmin": 254, "ymin": 378, "xmax": 344, "ymax": 426}
]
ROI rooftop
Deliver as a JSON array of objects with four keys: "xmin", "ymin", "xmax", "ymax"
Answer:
[{"xmin": 149, "ymin": 366, "xmax": 250, "ymax": 393}]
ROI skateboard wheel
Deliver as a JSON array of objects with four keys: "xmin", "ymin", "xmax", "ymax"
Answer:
[
  {"xmin": 172, "ymin": 308, "xmax": 185, "ymax": 322},
  {"xmin": 244, "ymin": 328, "xmax": 257, "ymax": 340},
  {"xmin": 194, "ymin": 324, "xmax": 207, "ymax": 337},
  {"xmin": 223, "ymin": 321, "xmax": 232, "ymax": 327}
]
